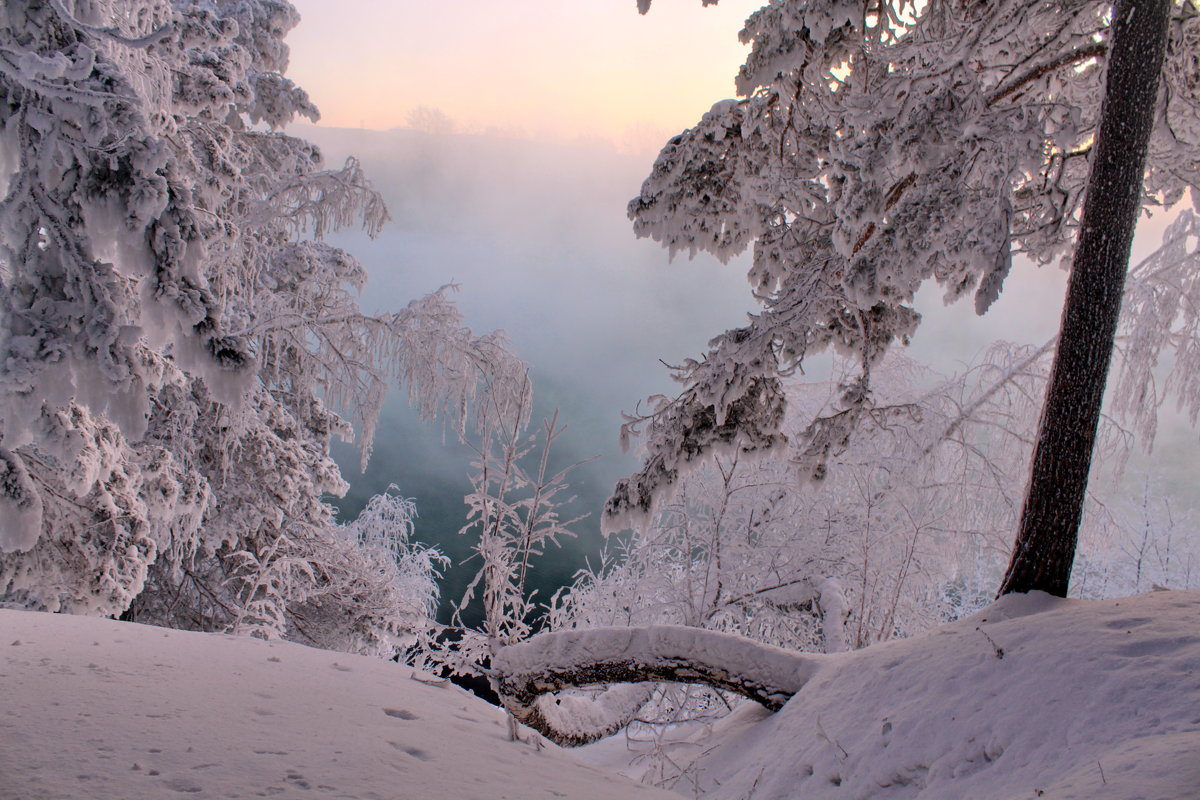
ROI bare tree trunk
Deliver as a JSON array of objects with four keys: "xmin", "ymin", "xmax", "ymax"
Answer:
[{"xmin": 1000, "ymin": 0, "xmax": 1172, "ymax": 597}]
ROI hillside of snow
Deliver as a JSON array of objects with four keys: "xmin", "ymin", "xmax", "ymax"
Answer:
[
  {"xmin": 0, "ymin": 611, "xmax": 677, "ymax": 800},
  {"xmin": 3, "ymin": 590, "xmax": 1198, "ymax": 800},
  {"xmin": 582, "ymin": 589, "xmax": 1200, "ymax": 800}
]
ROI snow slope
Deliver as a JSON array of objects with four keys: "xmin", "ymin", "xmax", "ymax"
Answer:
[
  {"xmin": 0, "ymin": 611, "xmax": 678, "ymax": 800},
  {"xmin": 3, "ymin": 591, "xmax": 1198, "ymax": 800},
  {"xmin": 582, "ymin": 589, "xmax": 1200, "ymax": 800}
]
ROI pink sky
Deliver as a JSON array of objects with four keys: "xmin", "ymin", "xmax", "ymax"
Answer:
[{"xmin": 285, "ymin": 0, "xmax": 763, "ymax": 149}]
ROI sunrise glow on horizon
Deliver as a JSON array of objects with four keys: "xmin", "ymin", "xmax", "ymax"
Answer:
[{"xmin": 285, "ymin": 0, "xmax": 764, "ymax": 149}]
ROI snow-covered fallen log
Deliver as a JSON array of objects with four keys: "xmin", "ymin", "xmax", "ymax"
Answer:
[{"xmin": 492, "ymin": 624, "xmax": 823, "ymax": 745}]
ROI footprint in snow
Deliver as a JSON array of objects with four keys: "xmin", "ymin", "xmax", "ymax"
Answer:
[
  {"xmin": 285, "ymin": 771, "xmax": 311, "ymax": 789},
  {"xmin": 163, "ymin": 777, "xmax": 203, "ymax": 793},
  {"xmin": 388, "ymin": 741, "xmax": 432, "ymax": 761},
  {"xmin": 383, "ymin": 708, "xmax": 418, "ymax": 720}
]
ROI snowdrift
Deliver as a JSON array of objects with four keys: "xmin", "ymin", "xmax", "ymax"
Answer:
[
  {"xmin": 0, "ymin": 610, "xmax": 677, "ymax": 800},
  {"xmin": 583, "ymin": 589, "xmax": 1200, "ymax": 800}
]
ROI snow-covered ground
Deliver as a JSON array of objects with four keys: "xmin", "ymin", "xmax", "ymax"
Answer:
[
  {"xmin": 580, "ymin": 589, "xmax": 1200, "ymax": 800},
  {"xmin": 0, "ymin": 611, "xmax": 677, "ymax": 800},
  {"xmin": 3, "ymin": 590, "xmax": 1198, "ymax": 799}
]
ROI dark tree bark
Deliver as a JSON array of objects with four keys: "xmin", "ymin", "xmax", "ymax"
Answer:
[{"xmin": 1000, "ymin": 0, "xmax": 1172, "ymax": 597}]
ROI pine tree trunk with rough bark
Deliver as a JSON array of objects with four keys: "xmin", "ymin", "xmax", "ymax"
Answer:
[{"xmin": 1000, "ymin": 0, "xmax": 1172, "ymax": 597}]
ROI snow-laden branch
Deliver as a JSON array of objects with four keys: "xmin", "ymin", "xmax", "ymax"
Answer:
[
  {"xmin": 613, "ymin": 0, "xmax": 1200, "ymax": 537},
  {"xmin": 492, "ymin": 625, "xmax": 822, "ymax": 746},
  {"xmin": 48, "ymin": 0, "xmax": 171, "ymax": 48}
]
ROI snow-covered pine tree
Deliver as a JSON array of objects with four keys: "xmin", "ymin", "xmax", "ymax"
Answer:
[
  {"xmin": 0, "ymin": 0, "xmax": 527, "ymax": 653},
  {"xmin": 610, "ymin": 2, "xmax": 1200, "ymax": 581}
]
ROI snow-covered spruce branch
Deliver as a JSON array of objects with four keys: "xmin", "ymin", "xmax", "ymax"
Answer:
[{"xmin": 491, "ymin": 625, "xmax": 822, "ymax": 746}]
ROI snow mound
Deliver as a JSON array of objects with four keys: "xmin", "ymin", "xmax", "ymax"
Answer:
[
  {"xmin": 0, "ymin": 610, "xmax": 679, "ymax": 800},
  {"xmin": 645, "ymin": 589, "xmax": 1200, "ymax": 799}
]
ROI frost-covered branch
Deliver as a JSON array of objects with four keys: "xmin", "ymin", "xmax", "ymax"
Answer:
[
  {"xmin": 427, "ymin": 393, "xmax": 588, "ymax": 684},
  {"xmin": 47, "ymin": 0, "xmax": 171, "ymax": 47}
]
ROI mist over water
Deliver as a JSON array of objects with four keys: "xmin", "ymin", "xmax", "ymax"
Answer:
[{"xmin": 299, "ymin": 125, "xmax": 757, "ymax": 623}]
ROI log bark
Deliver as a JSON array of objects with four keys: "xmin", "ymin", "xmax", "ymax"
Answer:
[{"xmin": 1000, "ymin": 0, "xmax": 1172, "ymax": 597}]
